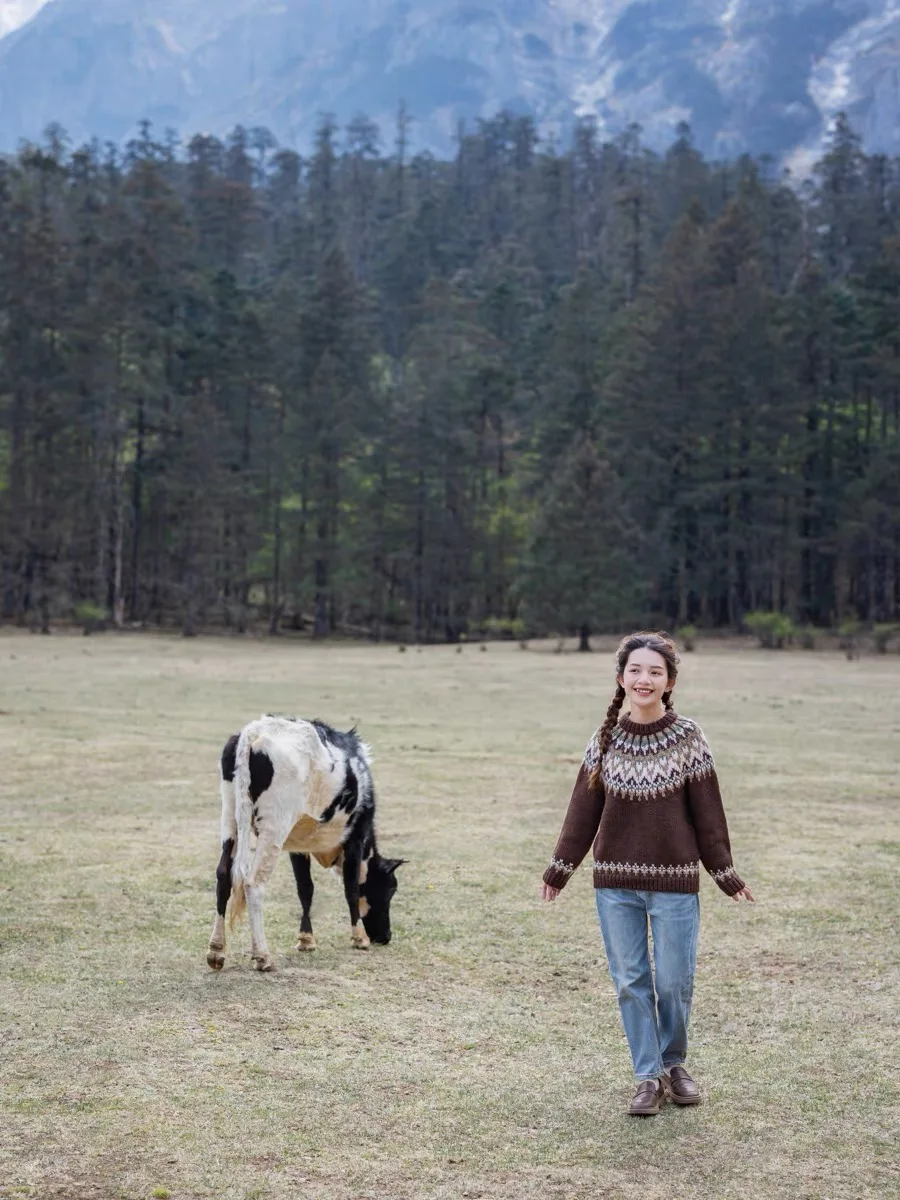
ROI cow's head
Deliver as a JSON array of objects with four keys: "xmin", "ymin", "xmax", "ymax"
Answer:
[{"xmin": 360, "ymin": 855, "xmax": 406, "ymax": 945}]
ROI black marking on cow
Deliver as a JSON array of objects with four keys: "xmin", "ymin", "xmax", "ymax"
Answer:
[
  {"xmin": 248, "ymin": 749, "xmax": 274, "ymax": 801},
  {"xmin": 290, "ymin": 852, "xmax": 315, "ymax": 935},
  {"xmin": 311, "ymin": 720, "xmax": 362, "ymax": 759},
  {"xmin": 216, "ymin": 838, "xmax": 235, "ymax": 917},
  {"xmin": 342, "ymin": 842, "xmax": 363, "ymax": 930},
  {"xmin": 221, "ymin": 735, "xmax": 239, "ymax": 782},
  {"xmin": 318, "ymin": 763, "xmax": 359, "ymax": 825},
  {"xmin": 340, "ymin": 765, "xmax": 359, "ymax": 812}
]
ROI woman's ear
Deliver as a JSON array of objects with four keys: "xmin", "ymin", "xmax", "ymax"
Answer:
[{"xmin": 616, "ymin": 674, "xmax": 624, "ymax": 689}]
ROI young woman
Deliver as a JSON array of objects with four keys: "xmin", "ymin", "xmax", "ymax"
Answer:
[{"xmin": 542, "ymin": 630, "xmax": 754, "ymax": 1115}]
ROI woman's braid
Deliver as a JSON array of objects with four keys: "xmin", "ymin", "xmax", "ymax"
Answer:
[{"xmin": 588, "ymin": 685, "xmax": 626, "ymax": 790}]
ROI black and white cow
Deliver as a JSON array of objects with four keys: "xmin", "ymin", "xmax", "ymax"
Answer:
[{"xmin": 206, "ymin": 715, "xmax": 404, "ymax": 972}]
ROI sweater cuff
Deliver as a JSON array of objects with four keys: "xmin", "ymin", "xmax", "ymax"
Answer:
[
  {"xmin": 708, "ymin": 864, "xmax": 745, "ymax": 896},
  {"xmin": 543, "ymin": 857, "xmax": 577, "ymax": 890}
]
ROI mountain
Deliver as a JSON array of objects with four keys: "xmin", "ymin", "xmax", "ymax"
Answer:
[{"xmin": 0, "ymin": 0, "xmax": 898, "ymax": 162}]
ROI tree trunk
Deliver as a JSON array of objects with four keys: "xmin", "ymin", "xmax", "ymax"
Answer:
[
  {"xmin": 414, "ymin": 467, "xmax": 426, "ymax": 644},
  {"xmin": 111, "ymin": 454, "xmax": 125, "ymax": 629},
  {"xmin": 313, "ymin": 530, "xmax": 329, "ymax": 638},
  {"xmin": 269, "ymin": 491, "xmax": 283, "ymax": 636},
  {"xmin": 128, "ymin": 395, "xmax": 145, "ymax": 622},
  {"xmin": 578, "ymin": 624, "xmax": 591, "ymax": 652}
]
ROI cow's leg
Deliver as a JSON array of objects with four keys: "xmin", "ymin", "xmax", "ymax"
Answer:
[
  {"xmin": 290, "ymin": 853, "xmax": 317, "ymax": 951},
  {"xmin": 207, "ymin": 760, "xmax": 238, "ymax": 971},
  {"xmin": 207, "ymin": 838, "xmax": 234, "ymax": 970},
  {"xmin": 342, "ymin": 844, "xmax": 370, "ymax": 950},
  {"xmin": 245, "ymin": 836, "xmax": 282, "ymax": 972}
]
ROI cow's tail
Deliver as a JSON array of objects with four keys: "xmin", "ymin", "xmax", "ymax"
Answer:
[{"xmin": 229, "ymin": 725, "xmax": 256, "ymax": 929}]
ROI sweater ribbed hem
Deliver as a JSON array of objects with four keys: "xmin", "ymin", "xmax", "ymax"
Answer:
[
  {"xmin": 709, "ymin": 866, "xmax": 746, "ymax": 896},
  {"xmin": 593, "ymin": 870, "xmax": 700, "ymax": 893},
  {"xmin": 543, "ymin": 863, "xmax": 576, "ymax": 890}
]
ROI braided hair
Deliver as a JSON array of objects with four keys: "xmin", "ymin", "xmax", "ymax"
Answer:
[{"xmin": 588, "ymin": 630, "xmax": 680, "ymax": 790}]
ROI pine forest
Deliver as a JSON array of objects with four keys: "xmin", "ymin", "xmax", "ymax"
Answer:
[{"xmin": 1, "ymin": 112, "xmax": 899, "ymax": 644}]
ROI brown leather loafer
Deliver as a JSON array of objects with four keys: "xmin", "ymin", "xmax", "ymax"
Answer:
[
  {"xmin": 628, "ymin": 1079, "xmax": 666, "ymax": 1116},
  {"xmin": 663, "ymin": 1065, "xmax": 702, "ymax": 1106}
]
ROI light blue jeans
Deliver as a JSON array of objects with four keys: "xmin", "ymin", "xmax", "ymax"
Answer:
[{"xmin": 595, "ymin": 888, "xmax": 700, "ymax": 1081}]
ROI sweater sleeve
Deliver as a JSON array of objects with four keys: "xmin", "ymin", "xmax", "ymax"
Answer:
[
  {"xmin": 685, "ymin": 743, "xmax": 746, "ymax": 897},
  {"xmin": 542, "ymin": 762, "xmax": 605, "ymax": 891}
]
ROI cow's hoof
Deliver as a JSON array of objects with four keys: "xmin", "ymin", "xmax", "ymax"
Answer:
[
  {"xmin": 351, "ymin": 931, "xmax": 371, "ymax": 951},
  {"xmin": 296, "ymin": 933, "xmax": 317, "ymax": 952},
  {"xmin": 207, "ymin": 949, "xmax": 225, "ymax": 971},
  {"xmin": 252, "ymin": 954, "xmax": 276, "ymax": 972}
]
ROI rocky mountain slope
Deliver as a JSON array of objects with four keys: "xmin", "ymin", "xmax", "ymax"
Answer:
[{"xmin": 0, "ymin": 0, "xmax": 897, "ymax": 160}]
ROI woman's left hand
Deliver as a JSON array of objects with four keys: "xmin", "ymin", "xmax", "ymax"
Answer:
[{"xmin": 731, "ymin": 885, "xmax": 755, "ymax": 902}]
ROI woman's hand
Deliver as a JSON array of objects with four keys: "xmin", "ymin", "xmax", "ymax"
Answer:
[
  {"xmin": 731, "ymin": 885, "xmax": 755, "ymax": 902},
  {"xmin": 541, "ymin": 882, "xmax": 561, "ymax": 902}
]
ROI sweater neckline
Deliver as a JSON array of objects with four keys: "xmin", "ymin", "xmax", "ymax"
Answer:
[{"xmin": 619, "ymin": 710, "xmax": 678, "ymax": 737}]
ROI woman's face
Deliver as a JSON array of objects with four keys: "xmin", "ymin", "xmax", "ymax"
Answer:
[{"xmin": 617, "ymin": 648, "xmax": 674, "ymax": 716}]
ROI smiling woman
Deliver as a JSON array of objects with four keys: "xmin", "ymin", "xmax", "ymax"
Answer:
[{"xmin": 541, "ymin": 629, "xmax": 754, "ymax": 1116}]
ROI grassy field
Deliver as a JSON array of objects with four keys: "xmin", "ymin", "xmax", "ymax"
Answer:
[{"xmin": 0, "ymin": 632, "xmax": 898, "ymax": 1200}]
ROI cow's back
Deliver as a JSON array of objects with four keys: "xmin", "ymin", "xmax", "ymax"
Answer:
[{"xmin": 240, "ymin": 716, "xmax": 361, "ymax": 856}]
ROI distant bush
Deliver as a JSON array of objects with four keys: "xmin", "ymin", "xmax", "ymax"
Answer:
[
  {"xmin": 796, "ymin": 624, "xmax": 819, "ymax": 650},
  {"xmin": 873, "ymin": 623, "xmax": 899, "ymax": 654},
  {"xmin": 478, "ymin": 616, "xmax": 527, "ymax": 642},
  {"xmin": 744, "ymin": 611, "xmax": 795, "ymax": 649},
  {"xmin": 73, "ymin": 601, "xmax": 107, "ymax": 635},
  {"xmin": 677, "ymin": 624, "xmax": 698, "ymax": 652}
]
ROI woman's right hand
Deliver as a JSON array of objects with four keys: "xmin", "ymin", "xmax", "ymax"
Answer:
[{"xmin": 541, "ymin": 882, "xmax": 561, "ymax": 902}]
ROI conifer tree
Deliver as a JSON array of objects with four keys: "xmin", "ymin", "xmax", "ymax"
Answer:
[{"xmin": 521, "ymin": 439, "xmax": 646, "ymax": 650}]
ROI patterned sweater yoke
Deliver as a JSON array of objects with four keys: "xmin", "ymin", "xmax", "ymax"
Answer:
[
  {"xmin": 590, "ymin": 715, "xmax": 716, "ymax": 800},
  {"xmin": 543, "ymin": 711, "xmax": 746, "ymax": 897}
]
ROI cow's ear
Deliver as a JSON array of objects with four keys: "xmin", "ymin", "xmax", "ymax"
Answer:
[{"xmin": 385, "ymin": 857, "xmax": 407, "ymax": 873}]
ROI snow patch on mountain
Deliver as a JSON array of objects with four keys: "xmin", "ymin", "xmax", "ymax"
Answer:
[
  {"xmin": 0, "ymin": 1, "xmax": 898, "ymax": 159},
  {"xmin": 809, "ymin": 1, "xmax": 900, "ymax": 135},
  {"xmin": 0, "ymin": 0, "xmax": 45, "ymax": 38}
]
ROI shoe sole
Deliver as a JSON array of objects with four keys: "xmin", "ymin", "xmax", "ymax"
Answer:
[
  {"xmin": 666, "ymin": 1092, "xmax": 702, "ymax": 1106},
  {"xmin": 628, "ymin": 1097, "xmax": 666, "ymax": 1116}
]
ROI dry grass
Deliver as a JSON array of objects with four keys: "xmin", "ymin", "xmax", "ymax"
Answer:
[{"xmin": 0, "ymin": 632, "xmax": 898, "ymax": 1200}]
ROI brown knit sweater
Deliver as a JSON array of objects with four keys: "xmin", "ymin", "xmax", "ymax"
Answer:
[{"xmin": 543, "ymin": 711, "xmax": 746, "ymax": 896}]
